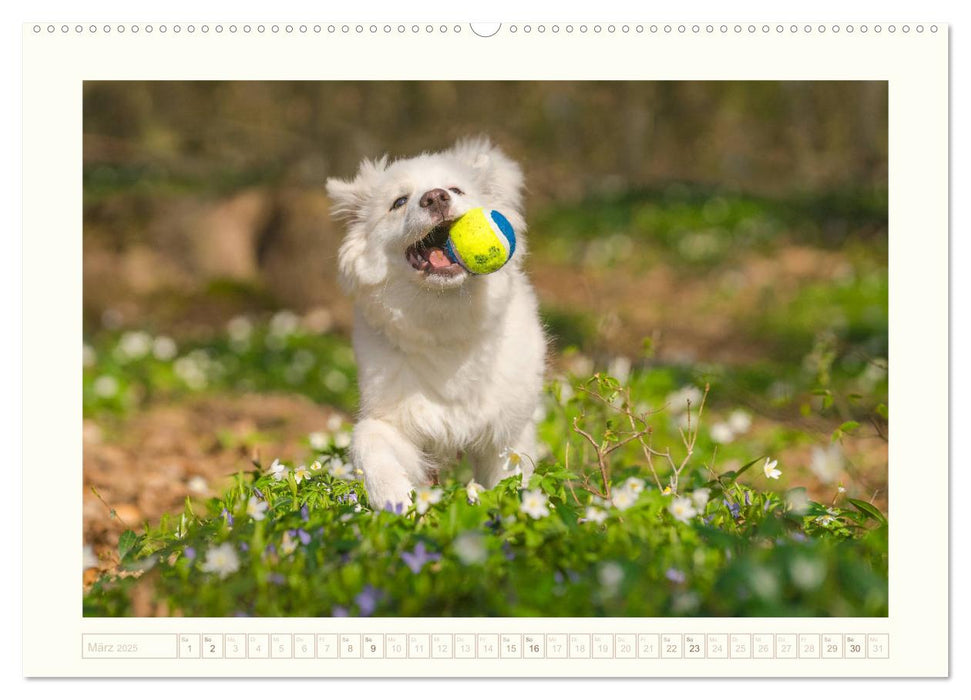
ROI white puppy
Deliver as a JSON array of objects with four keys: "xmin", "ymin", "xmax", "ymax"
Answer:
[{"xmin": 326, "ymin": 138, "xmax": 546, "ymax": 510}]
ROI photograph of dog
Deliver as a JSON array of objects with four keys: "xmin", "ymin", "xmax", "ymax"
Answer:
[
  {"xmin": 326, "ymin": 139, "xmax": 545, "ymax": 511},
  {"xmin": 82, "ymin": 82, "xmax": 888, "ymax": 617}
]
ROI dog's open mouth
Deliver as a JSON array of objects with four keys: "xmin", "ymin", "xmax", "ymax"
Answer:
[{"xmin": 405, "ymin": 221, "xmax": 465, "ymax": 277}]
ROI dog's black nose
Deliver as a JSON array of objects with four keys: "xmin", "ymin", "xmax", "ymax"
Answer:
[{"xmin": 419, "ymin": 188, "xmax": 451, "ymax": 215}]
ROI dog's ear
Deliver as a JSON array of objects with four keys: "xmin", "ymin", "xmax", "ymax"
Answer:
[
  {"xmin": 326, "ymin": 155, "xmax": 388, "ymax": 222},
  {"xmin": 450, "ymin": 137, "xmax": 525, "ymax": 215}
]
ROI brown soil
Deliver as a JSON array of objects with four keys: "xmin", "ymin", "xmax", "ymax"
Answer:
[{"xmin": 83, "ymin": 394, "xmax": 347, "ymax": 573}]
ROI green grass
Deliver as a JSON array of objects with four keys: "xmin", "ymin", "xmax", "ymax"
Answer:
[
  {"xmin": 83, "ymin": 323, "xmax": 888, "ymax": 617},
  {"xmin": 84, "ymin": 391, "xmax": 888, "ymax": 617},
  {"xmin": 82, "ymin": 185, "xmax": 889, "ymax": 618}
]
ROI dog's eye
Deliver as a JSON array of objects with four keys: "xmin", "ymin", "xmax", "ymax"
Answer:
[
  {"xmin": 390, "ymin": 195, "xmax": 409, "ymax": 211},
  {"xmin": 448, "ymin": 187, "xmax": 464, "ymax": 196}
]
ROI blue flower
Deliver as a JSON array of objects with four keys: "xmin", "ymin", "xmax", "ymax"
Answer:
[
  {"xmin": 400, "ymin": 542, "xmax": 441, "ymax": 574},
  {"xmin": 355, "ymin": 585, "xmax": 382, "ymax": 616},
  {"xmin": 383, "ymin": 501, "xmax": 404, "ymax": 514},
  {"xmin": 665, "ymin": 568, "xmax": 687, "ymax": 584},
  {"xmin": 295, "ymin": 528, "xmax": 311, "ymax": 545},
  {"xmin": 254, "ymin": 487, "xmax": 264, "ymax": 499},
  {"xmin": 183, "ymin": 546, "xmax": 196, "ymax": 560},
  {"xmin": 502, "ymin": 542, "xmax": 515, "ymax": 561},
  {"xmin": 723, "ymin": 499, "xmax": 741, "ymax": 520},
  {"xmin": 221, "ymin": 509, "xmax": 234, "ymax": 527},
  {"xmin": 331, "ymin": 605, "xmax": 350, "ymax": 617},
  {"xmin": 300, "ymin": 504, "xmax": 310, "ymax": 521},
  {"xmin": 267, "ymin": 572, "xmax": 285, "ymax": 585}
]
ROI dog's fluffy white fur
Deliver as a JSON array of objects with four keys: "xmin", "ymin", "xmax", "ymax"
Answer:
[{"xmin": 326, "ymin": 138, "xmax": 546, "ymax": 510}]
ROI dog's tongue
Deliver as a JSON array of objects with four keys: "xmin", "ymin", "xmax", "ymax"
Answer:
[{"xmin": 426, "ymin": 248, "xmax": 453, "ymax": 270}]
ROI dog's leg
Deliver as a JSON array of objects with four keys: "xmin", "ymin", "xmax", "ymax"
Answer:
[
  {"xmin": 351, "ymin": 418, "xmax": 425, "ymax": 511},
  {"xmin": 470, "ymin": 422, "xmax": 538, "ymax": 489}
]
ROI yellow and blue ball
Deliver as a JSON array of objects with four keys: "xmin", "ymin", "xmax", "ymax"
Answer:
[{"xmin": 444, "ymin": 207, "xmax": 516, "ymax": 275}]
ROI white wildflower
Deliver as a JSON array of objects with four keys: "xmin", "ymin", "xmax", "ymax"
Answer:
[
  {"xmin": 453, "ymin": 532, "xmax": 487, "ymax": 565},
  {"xmin": 152, "ymin": 335, "xmax": 178, "ymax": 361},
  {"xmin": 519, "ymin": 489, "xmax": 550, "ymax": 519},
  {"xmin": 200, "ymin": 543, "xmax": 240, "ymax": 579},
  {"xmin": 186, "ymin": 475, "xmax": 208, "ymax": 495},
  {"xmin": 611, "ymin": 486, "xmax": 638, "ymax": 511},
  {"xmin": 599, "ymin": 562, "xmax": 625, "ymax": 591},
  {"xmin": 414, "ymin": 486, "xmax": 443, "ymax": 515},
  {"xmin": 666, "ymin": 385, "xmax": 703, "ymax": 414},
  {"xmin": 280, "ymin": 531, "xmax": 298, "ymax": 556},
  {"xmin": 293, "ymin": 464, "xmax": 311, "ymax": 484},
  {"xmin": 92, "ymin": 375, "xmax": 119, "ymax": 398},
  {"xmin": 117, "ymin": 331, "xmax": 152, "ymax": 360},
  {"xmin": 584, "ymin": 506, "xmax": 608, "ymax": 524},
  {"xmin": 763, "ymin": 458, "xmax": 782, "ymax": 480},
  {"xmin": 669, "ymin": 497, "xmax": 698, "ymax": 523},
  {"xmin": 268, "ymin": 458, "xmax": 288, "ymax": 481},
  {"xmin": 728, "ymin": 409, "xmax": 752, "ymax": 434},
  {"xmin": 333, "ymin": 431, "xmax": 352, "ymax": 449},
  {"xmin": 246, "ymin": 496, "xmax": 268, "ymax": 521},
  {"xmin": 226, "ymin": 315, "xmax": 252, "ymax": 342},
  {"xmin": 308, "ymin": 431, "xmax": 328, "ymax": 451},
  {"xmin": 623, "ymin": 477, "xmax": 646, "ymax": 494},
  {"xmin": 269, "ymin": 310, "xmax": 300, "ymax": 337},
  {"xmin": 499, "ymin": 447, "xmax": 526, "ymax": 474},
  {"xmin": 83, "ymin": 545, "xmax": 99, "ymax": 570},
  {"xmin": 809, "ymin": 443, "xmax": 844, "ymax": 484},
  {"xmin": 710, "ymin": 422, "xmax": 735, "ymax": 444},
  {"xmin": 323, "ymin": 369, "xmax": 349, "ymax": 392},
  {"xmin": 691, "ymin": 488, "xmax": 711, "ymax": 510},
  {"xmin": 465, "ymin": 480, "xmax": 485, "ymax": 505},
  {"xmin": 608, "ymin": 356, "xmax": 632, "ymax": 383},
  {"xmin": 328, "ymin": 458, "xmax": 353, "ymax": 480}
]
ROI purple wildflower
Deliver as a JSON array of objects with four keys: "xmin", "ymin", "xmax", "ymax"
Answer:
[
  {"xmin": 400, "ymin": 542, "xmax": 441, "ymax": 574},
  {"xmin": 331, "ymin": 605, "xmax": 350, "ymax": 617},
  {"xmin": 183, "ymin": 546, "xmax": 196, "ymax": 560},
  {"xmin": 724, "ymin": 499, "xmax": 741, "ymax": 520},
  {"xmin": 665, "ymin": 568, "xmax": 687, "ymax": 584},
  {"xmin": 221, "ymin": 509, "xmax": 234, "ymax": 527},
  {"xmin": 743, "ymin": 491, "xmax": 752, "ymax": 506},
  {"xmin": 267, "ymin": 572, "xmax": 285, "ymax": 585},
  {"xmin": 239, "ymin": 542, "xmax": 249, "ymax": 552},
  {"xmin": 254, "ymin": 487, "xmax": 264, "ymax": 499},
  {"xmin": 553, "ymin": 571, "xmax": 564, "ymax": 584},
  {"xmin": 348, "ymin": 491, "xmax": 358, "ymax": 503},
  {"xmin": 382, "ymin": 501, "xmax": 404, "ymax": 514},
  {"xmin": 501, "ymin": 541, "xmax": 515, "ymax": 561},
  {"xmin": 355, "ymin": 585, "xmax": 382, "ymax": 616},
  {"xmin": 296, "ymin": 528, "xmax": 311, "ymax": 545},
  {"xmin": 300, "ymin": 504, "xmax": 310, "ymax": 521}
]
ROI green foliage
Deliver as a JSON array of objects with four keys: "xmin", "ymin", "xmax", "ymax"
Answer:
[
  {"xmin": 83, "ymin": 316, "xmax": 358, "ymax": 418},
  {"xmin": 84, "ymin": 371, "xmax": 888, "ymax": 618}
]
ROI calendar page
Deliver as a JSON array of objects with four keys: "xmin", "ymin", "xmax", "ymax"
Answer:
[{"xmin": 21, "ymin": 19, "xmax": 947, "ymax": 677}]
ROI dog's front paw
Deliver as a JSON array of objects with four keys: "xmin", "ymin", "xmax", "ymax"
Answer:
[{"xmin": 350, "ymin": 418, "xmax": 425, "ymax": 512}]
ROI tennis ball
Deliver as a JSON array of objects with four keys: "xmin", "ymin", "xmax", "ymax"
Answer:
[{"xmin": 444, "ymin": 207, "xmax": 516, "ymax": 275}]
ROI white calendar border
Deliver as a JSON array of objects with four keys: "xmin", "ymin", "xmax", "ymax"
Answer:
[{"xmin": 21, "ymin": 22, "xmax": 947, "ymax": 677}]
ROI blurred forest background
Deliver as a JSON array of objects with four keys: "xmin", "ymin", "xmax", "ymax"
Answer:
[{"xmin": 82, "ymin": 82, "xmax": 888, "ymax": 572}]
